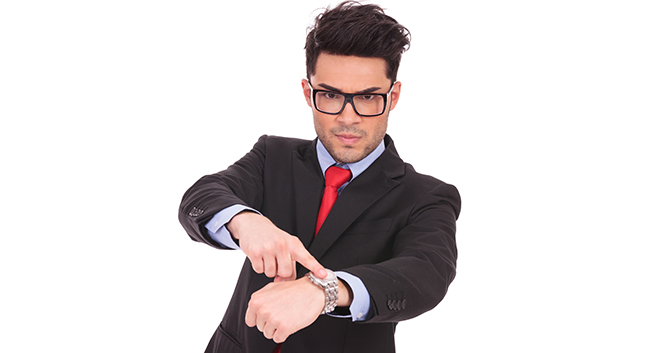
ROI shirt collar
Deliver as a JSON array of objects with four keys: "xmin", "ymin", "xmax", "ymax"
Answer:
[{"xmin": 316, "ymin": 138, "xmax": 386, "ymax": 180}]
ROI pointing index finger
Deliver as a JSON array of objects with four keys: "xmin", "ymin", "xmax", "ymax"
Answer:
[{"xmin": 290, "ymin": 246, "xmax": 327, "ymax": 279}]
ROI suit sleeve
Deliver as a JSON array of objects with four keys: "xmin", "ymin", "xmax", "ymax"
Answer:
[
  {"xmin": 342, "ymin": 182, "xmax": 461, "ymax": 323},
  {"xmin": 178, "ymin": 135, "xmax": 268, "ymax": 249}
]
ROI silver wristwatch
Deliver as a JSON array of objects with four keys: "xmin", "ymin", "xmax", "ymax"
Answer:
[{"xmin": 307, "ymin": 269, "xmax": 339, "ymax": 314}]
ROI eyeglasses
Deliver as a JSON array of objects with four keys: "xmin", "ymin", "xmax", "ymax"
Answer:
[{"xmin": 309, "ymin": 82, "xmax": 396, "ymax": 117}]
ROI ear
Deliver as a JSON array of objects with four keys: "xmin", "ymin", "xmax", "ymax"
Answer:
[
  {"xmin": 389, "ymin": 81, "xmax": 402, "ymax": 111},
  {"xmin": 301, "ymin": 79, "xmax": 313, "ymax": 107}
]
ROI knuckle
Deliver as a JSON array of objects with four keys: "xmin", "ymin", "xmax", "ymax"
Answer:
[
  {"xmin": 276, "ymin": 321, "xmax": 289, "ymax": 334},
  {"xmin": 258, "ymin": 308, "xmax": 271, "ymax": 319},
  {"xmin": 249, "ymin": 247, "xmax": 262, "ymax": 258},
  {"xmin": 274, "ymin": 236, "xmax": 287, "ymax": 249},
  {"xmin": 249, "ymin": 295, "xmax": 263, "ymax": 308},
  {"xmin": 274, "ymin": 333, "xmax": 288, "ymax": 344},
  {"xmin": 289, "ymin": 236, "xmax": 302, "ymax": 247}
]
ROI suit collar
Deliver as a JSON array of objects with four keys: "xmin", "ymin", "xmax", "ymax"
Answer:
[{"xmin": 316, "ymin": 138, "xmax": 386, "ymax": 183}]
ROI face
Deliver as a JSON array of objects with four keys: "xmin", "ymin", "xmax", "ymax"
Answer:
[{"xmin": 302, "ymin": 53, "xmax": 401, "ymax": 164}]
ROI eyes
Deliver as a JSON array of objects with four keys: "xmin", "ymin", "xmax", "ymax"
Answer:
[
  {"xmin": 322, "ymin": 92, "xmax": 377, "ymax": 101},
  {"xmin": 357, "ymin": 95, "xmax": 377, "ymax": 101},
  {"xmin": 309, "ymin": 81, "xmax": 395, "ymax": 117},
  {"xmin": 323, "ymin": 92, "xmax": 340, "ymax": 100}
]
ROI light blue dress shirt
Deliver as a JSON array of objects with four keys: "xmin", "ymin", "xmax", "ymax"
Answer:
[{"xmin": 205, "ymin": 138, "xmax": 386, "ymax": 321}]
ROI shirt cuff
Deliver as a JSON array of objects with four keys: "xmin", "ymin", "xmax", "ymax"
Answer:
[
  {"xmin": 204, "ymin": 204, "xmax": 259, "ymax": 249},
  {"xmin": 332, "ymin": 271, "xmax": 372, "ymax": 322}
]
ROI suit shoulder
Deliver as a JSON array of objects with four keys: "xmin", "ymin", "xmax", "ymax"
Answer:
[
  {"xmin": 401, "ymin": 163, "xmax": 461, "ymax": 218},
  {"xmin": 254, "ymin": 135, "xmax": 315, "ymax": 163},
  {"xmin": 402, "ymin": 163, "xmax": 456, "ymax": 190},
  {"xmin": 257, "ymin": 135, "xmax": 312, "ymax": 151}
]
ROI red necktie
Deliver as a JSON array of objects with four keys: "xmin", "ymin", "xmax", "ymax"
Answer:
[
  {"xmin": 273, "ymin": 166, "xmax": 351, "ymax": 353},
  {"xmin": 315, "ymin": 166, "xmax": 352, "ymax": 236}
]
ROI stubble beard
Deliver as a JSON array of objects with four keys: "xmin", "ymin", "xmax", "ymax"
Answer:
[{"xmin": 315, "ymin": 115, "xmax": 387, "ymax": 164}]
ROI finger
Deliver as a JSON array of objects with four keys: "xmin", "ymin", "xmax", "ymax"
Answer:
[
  {"xmin": 272, "ymin": 319, "xmax": 291, "ymax": 343},
  {"xmin": 263, "ymin": 322, "xmax": 276, "ymax": 340},
  {"xmin": 275, "ymin": 251, "xmax": 294, "ymax": 279},
  {"xmin": 263, "ymin": 253, "xmax": 277, "ymax": 278},
  {"xmin": 274, "ymin": 274, "xmax": 295, "ymax": 283},
  {"xmin": 245, "ymin": 306, "xmax": 257, "ymax": 328},
  {"xmin": 250, "ymin": 256, "xmax": 264, "ymax": 275},
  {"xmin": 256, "ymin": 316, "xmax": 266, "ymax": 334},
  {"xmin": 274, "ymin": 275, "xmax": 292, "ymax": 283},
  {"xmin": 290, "ymin": 246, "xmax": 326, "ymax": 279},
  {"xmin": 273, "ymin": 329, "xmax": 290, "ymax": 344},
  {"xmin": 274, "ymin": 261, "xmax": 297, "ymax": 282}
]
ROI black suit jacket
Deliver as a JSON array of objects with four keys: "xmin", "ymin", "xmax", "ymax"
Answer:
[{"xmin": 179, "ymin": 135, "xmax": 461, "ymax": 353}]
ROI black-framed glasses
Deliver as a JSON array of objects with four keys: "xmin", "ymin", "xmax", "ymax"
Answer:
[{"xmin": 309, "ymin": 82, "xmax": 396, "ymax": 117}]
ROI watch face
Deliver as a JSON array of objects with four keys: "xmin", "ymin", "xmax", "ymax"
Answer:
[
  {"xmin": 324, "ymin": 270, "xmax": 337, "ymax": 282},
  {"xmin": 311, "ymin": 269, "xmax": 336, "ymax": 285}
]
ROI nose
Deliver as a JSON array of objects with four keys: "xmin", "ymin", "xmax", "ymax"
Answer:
[{"xmin": 337, "ymin": 99, "xmax": 361, "ymax": 125}]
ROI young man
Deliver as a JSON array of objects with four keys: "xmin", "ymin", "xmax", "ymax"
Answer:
[{"xmin": 179, "ymin": 2, "xmax": 461, "ymax": 352}]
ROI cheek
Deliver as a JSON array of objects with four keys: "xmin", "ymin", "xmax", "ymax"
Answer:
[
  {"xmin": 370, "ymin": 117, "xmax": 388, "ymax": 139},
  {"xmin": 313, "ymin": 113, "xmax": 333, "ymax": 134},
  {"xmin": 313, "ymin": 113, "xmax": 327, "ymax": 136}
]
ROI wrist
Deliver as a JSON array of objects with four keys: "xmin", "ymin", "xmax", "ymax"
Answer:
[
  {"xmin": 307, "ymin": 269, "xmax": 339, "ymax": 314},
  {"xmin": 226, "ymin": 211, "xmax": 258, "ymax": 239},
  {"xmin": 298, "ymin": 276, "xmax": 325, "ymax": 314},
  {"xmin": 337, "ymin": 278, "xmax": 353, "ymax": 307}
]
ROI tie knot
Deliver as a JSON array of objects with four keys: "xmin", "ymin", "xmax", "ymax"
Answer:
[{"xmin": 325, "ymin": 166, "xmax": 352, "ymax": 189}]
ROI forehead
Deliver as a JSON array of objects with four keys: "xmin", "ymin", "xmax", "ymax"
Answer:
[{"xmin": 312, "ymin": 53, "xmax": 390, "ymax": 90}]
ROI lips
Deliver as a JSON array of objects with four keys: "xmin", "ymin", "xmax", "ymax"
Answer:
[{"xmin": 336, "ymin": 134, "xmax": 361, "ymax": 145}]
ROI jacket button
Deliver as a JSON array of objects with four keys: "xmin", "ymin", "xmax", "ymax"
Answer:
[
  {"xmin": 189, "ymin": 207, "xmax": 204, "ymax": 217},
  {"xmin": 387, "ymin": 300, "xmax": 398, "ymax": 311}
]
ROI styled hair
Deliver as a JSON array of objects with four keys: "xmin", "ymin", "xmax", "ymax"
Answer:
[{"xmin": 305, "ymin": 1, "xmax": 411, "ymax": 82}]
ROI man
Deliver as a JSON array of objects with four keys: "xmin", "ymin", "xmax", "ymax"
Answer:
[{"xmin": 179, "ymin": 2, "xmax": 461, "ymax": 352}]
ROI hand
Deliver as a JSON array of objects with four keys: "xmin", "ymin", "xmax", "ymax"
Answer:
[
  {"xmin": 227, "ymin": 212, "xmax": 327, "ymax": 280},
  {"xmin": 245, "ymin": 276, "xmax": 325, "ymax": 343}
]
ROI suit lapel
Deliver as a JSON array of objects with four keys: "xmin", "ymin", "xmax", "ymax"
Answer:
[
  {"xmin": 292, "ymin": 139, "xmax": 324, "ymax": 248},
  {"xmin": 309, "ymin": 135, "xmax": 405, "ymax": 260}
]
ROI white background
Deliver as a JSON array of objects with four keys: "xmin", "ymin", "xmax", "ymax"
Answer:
[{"xmin": 1, "ymin": 1, "xmax": 654, "ymax": 352}]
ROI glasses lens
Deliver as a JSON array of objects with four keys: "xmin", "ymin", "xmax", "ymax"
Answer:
[
  {"xmin": 353, "ymin": 95, "xmax": 385, "ymax": 116},
  {"xmin": 315, "ymin": 92, "xmax": 345, "ymax": 114}
]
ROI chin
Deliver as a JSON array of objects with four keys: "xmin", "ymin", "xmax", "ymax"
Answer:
[{"xmin": 334, "ymin": 150, "xmax": 365, "ymax": 164}]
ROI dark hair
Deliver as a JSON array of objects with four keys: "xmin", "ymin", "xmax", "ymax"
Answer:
[{"xmin": 305, "ymin": 1, "xmax": 411, "ymax": 82}]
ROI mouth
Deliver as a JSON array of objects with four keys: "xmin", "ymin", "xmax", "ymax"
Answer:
[{"xmin": 336, "ymin": 134, "xmax": 361, "ymax": 145}]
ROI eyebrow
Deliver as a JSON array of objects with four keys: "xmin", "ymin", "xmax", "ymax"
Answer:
[{"xmin": 317, "ymin": 83, "xmax": 383, "ymax": 94}]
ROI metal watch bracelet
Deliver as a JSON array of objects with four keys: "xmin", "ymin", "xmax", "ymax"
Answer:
[{"xmin": 307, "ymin": 269, "xmax": 339, "ymax": 314}]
